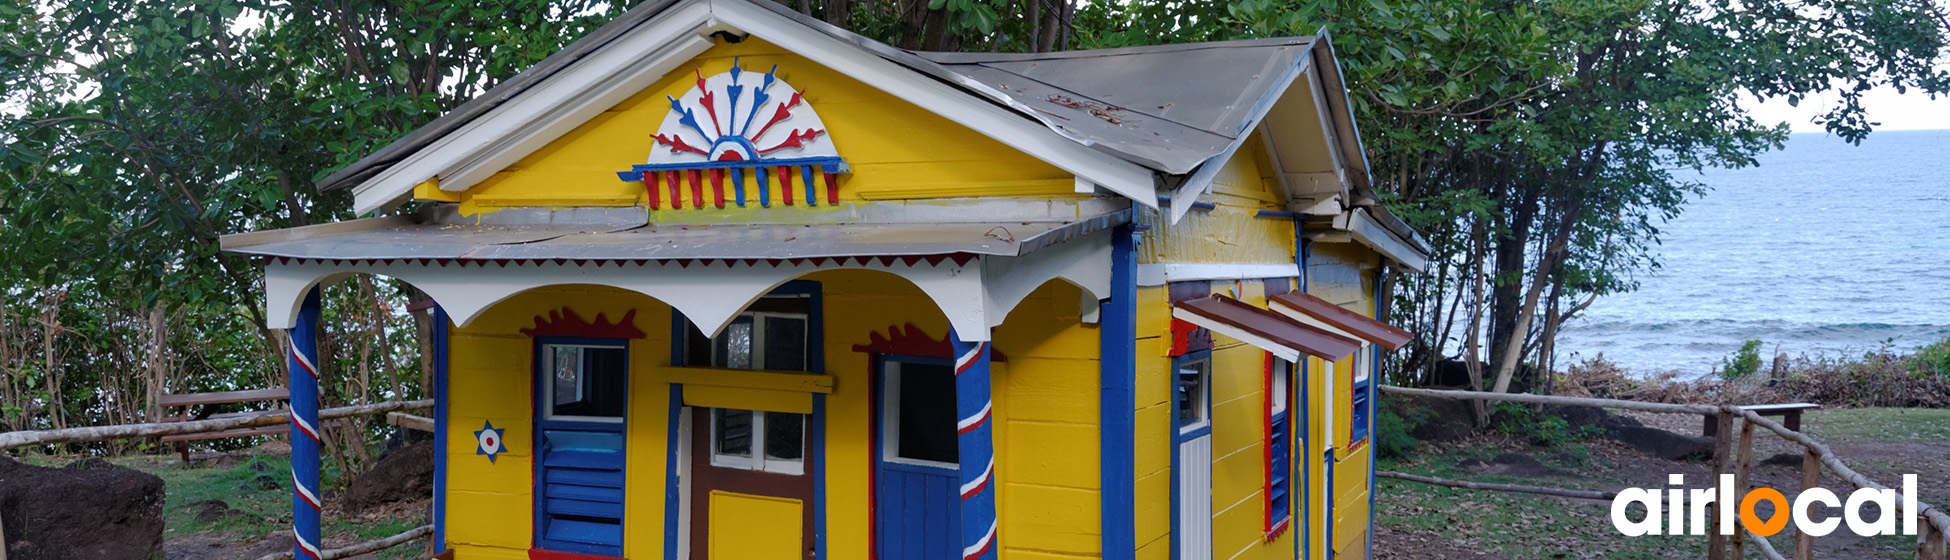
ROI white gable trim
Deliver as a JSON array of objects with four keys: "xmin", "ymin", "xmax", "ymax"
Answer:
[{"xmin": 348, "ymin": 0, "xmax": 1158, "ymax": 215}]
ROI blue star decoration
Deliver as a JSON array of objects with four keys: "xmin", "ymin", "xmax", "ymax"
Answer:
[{"xmin": 475, "ymin": 421, "xmax": 506, "ymax": 463}]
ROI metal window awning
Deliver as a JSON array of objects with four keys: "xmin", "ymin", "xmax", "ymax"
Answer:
[
  {"xmin": 1171, "ymin": 295, "xmax": 1361, "ymax": 363},
  {"xmin": 1268, "ymin": 291, "xmax": 1412, "ymax": 350}
]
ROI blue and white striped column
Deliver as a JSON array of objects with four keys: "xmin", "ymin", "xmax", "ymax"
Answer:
[
  {"xmin": 952, "ymin": 329, "xmax": 999, "ymax": 560},
  {"xmin": 288, "ymin": 288, "xmax": 324, "ymax": 559}
]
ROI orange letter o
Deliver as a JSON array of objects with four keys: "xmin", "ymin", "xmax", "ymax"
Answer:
[{"xmin": 1740, "ymin": 488, "xmax": 1791, "ymax": 537}]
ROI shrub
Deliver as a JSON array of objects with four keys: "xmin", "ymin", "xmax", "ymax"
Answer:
[
  {"xmin": 1720, "ymin": 339, "xmax": 1764, "ymax": 381},
  {"xmin": 1374, "ymin": 407, "xmax": 1420, "ymax": 460},
  {"xmin": 1912, "ymin": 334, "xmax": 1950, "ymax": 377},
  {"xmin": 1488, "ymin": 402, "xmax": 1592, "ymax": 448}
]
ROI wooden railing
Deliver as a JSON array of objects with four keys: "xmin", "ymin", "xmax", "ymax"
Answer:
[{"xmin": 1378, "ymin": 385, "xmax": 1949, "ymax": 560}]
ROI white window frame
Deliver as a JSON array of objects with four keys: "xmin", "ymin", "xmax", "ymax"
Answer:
[
  {"xmin": 881, "ymin": 361, "xmax": 960, "ymax": 470},
  {"xmin": 540, "ymin": 342, "xmax": 627, "ymax": 424},
  {"xmin": 710, "ymin": 297, "xmax": 811, "ymax": 371},
  {"xmin": 1271, "ymin": 359, "xmax": 1291, "ymax": 416},
  {"xmin": 1177, "ymin": 355, "xmax": 1213, "ymax": 436},
  {"xmin": 709, "ymin": 408, "xmax": 805, "ymax": 475}
]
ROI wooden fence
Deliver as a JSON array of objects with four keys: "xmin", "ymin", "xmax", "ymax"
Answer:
[{"xmin": 1379, "ymin": 385, "xmax": 1949, "ymax": 560}]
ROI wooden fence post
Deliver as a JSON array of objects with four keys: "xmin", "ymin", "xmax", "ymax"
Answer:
[
  {"xmin": 1709, "ymin": 412, "xmax": 1735, "ymax": 560},
  {"xmin": 1922, "ymin": 520, "xmax": 1947, "ymax": 560},
  {"xmin": 1732, "ymin": 418, "xmax": 1757, "ymax": 559},
  {"xmin": 1795, "ymin": 449, "xmax": 1818, "ymax": 560}
]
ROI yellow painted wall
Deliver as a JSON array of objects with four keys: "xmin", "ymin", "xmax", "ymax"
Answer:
[
  {"xmin": 440, "ymin": 36, "xmax": 1080, "ymax": 214},
  {"xmin": 992, "ymin": 280, "xmax": 1105, "ymax": 559},
  {"xmin": 1135, "ymin": 131, "xmax": 1291, "ymax": 266}
]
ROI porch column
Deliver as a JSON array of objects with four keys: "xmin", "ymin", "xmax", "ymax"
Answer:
[
  {"xmin": 952, "ymin": 328, "xmax": 999, "ymax": 560},
  {"xmin": 288, "ymin": 288, "xmax": 324, "ymax": 559}
]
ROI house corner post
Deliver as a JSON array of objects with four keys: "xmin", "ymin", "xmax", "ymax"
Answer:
[
  {"xmin": 289, "ymin": 287, "xmax": 324, "ymax": 559},
  {"xmin": 1101, "ymin": 223, "xmax": 1139, "ymax": 560},
  {"xmin": 952, "ymin": 328, "xmax": 999, "ymax": 560}
]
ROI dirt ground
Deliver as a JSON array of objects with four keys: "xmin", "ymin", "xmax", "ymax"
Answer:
[{"xmin": 1373, "ymin": 407, "xmax": 1948, "ymax": 559}]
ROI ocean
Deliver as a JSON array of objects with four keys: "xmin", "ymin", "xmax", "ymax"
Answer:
[{"xmin": 1553, "ymin": 129, "xmax": 1950, "ymax": 376}]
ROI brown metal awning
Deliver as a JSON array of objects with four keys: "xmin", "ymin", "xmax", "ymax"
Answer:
[
  {"xmin": 1171, "ymin": 295, "xmax": 1361, "ymax": 362},
  {"xmin": 1268, "ymin": 291, "xmax": 1413, "ymax": 350}
]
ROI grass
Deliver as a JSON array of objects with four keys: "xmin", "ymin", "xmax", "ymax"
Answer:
[
  {"xmin": 17, "ymin": 452, "xmax": 426, "ymax": 559},
  {"xmin": 1801, "ymin": 407, "xmax": 1950, "ymax": 443}
]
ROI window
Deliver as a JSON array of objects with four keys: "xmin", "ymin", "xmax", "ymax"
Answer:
[
  {"xmin": 534, "ymin": 339, "xmax": 628, "ymax": 556},
  {"xmin": 685, "ymin": 294, "xmax": 812, "ymax": 371},
  {"xmin": 543, "ymin": 344, "xmax": 628, "ymax": 421},
  {"xmin": 882, "ymin": 360, "xmax": 959, "ymax": 467},
  {"xmin": 1176, "ymin": 353, "xmax": 1211, "ymax": 434},
  {"xmin": 1265, "ymin": 357, "xmax": 1293, "ymax": 538},
  {"xmin": 1350, "ymin": 346, "xmax": 1372, "ymax": 443},
  {"xmin": 711, "ymin": 408, "xmax": 807, "ymax": 475}
]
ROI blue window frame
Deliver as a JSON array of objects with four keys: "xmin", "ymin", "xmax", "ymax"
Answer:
[
  {"xmin": 533, "ymin": 336, "xmax": 629, "ymax": 557},
  {"xmin": 1266, "ymin": 357, "xmax": 1293, "ymax": 537},
  {"xmin": 1350, "ymin": 347, "xmax": 1372, "ymax": 444}
]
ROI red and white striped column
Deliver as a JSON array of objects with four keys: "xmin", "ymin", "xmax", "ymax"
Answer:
[
  {"xmin": 289, "ymin": 288, "xmax": 323, "ymax": 559},
  {"xmin": 952, "ymin": 329, "xmax": 999, "ymax": 560}
]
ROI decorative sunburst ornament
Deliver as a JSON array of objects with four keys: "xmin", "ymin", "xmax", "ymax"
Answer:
[
  {"xmin": 618, "ymin": 59, "xmax": 849, "ymax": 210},
  {"xmin": 475, "ymin": 421, "xmax": 505, "ymax": 463}
]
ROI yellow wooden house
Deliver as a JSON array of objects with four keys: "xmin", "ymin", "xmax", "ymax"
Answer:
[{"xmin": 221, "ymin": 1, "xmax": 1430, "ymax": 559}]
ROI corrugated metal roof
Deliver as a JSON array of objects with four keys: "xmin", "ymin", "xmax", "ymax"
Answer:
[
  {"xmin": 313, "ymin": 0, "xmax": 1319, "ymax": 191},
  {"xmin": 222, "ymin": 209, "xmax": 1127, "ymax": 261}
]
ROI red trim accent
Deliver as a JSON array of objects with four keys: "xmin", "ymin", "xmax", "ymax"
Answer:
[
  {"xmin": 519, "ymin": 308, "xmax": 647, "ymax": 339},
  {"xmin": 686, "ymin": 169, "xmax": 704, "ymax": 209},
  {"xmin": 778, "ymin": 166, "xmax": 795, "ymax": 205},
  {"xmin": 709, "ymin": 169, "xmax": 726, "ymax": 208},
  {"xmin": 957, "ymin": 407, "xmax": 991, "ymax": 434},
  {"xmin": 1262, "ymin": 351, "xmax": 1276, "ymax": 534},
  {"xmin": 529, "ymin": 548, "xmax": 626, "ymax": 560},
  {"xmin": 664, "ymin": 171, "xmax": 682, "ymax": 208},
  {"xmin": 852, "ymin": 323, "xmax": 952, "ymax": 357},
  {"xmin": 1265, "ymin": 516, "xmax": 1291, "ymax": 542},
  {"xmin": 824, "ymin": 172, "xmax": 839, "ymax": 205},
  {"xmin": 645, "ymin": 170, "xmax": 660, "ymax": 209}
]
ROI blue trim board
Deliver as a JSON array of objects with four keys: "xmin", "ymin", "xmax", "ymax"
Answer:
[
  {"xmin": 616, "ymin": 156, "xmax": 848, "ymax": 182},
  {"xmin": 432, "ymin": 305, "xmax": 451, "ymax": 551},
  {"xmin": 1325, "ymin": 449, "xmax": 1335, "ymax": 560},
  {"xmin": 663, "ymin": 384, "xmax": 684, "ymax": 560},
  {"xmin": 813, "ymin": 393, "xmax": 828, "ymax": 560},
  {"xmin": 1100, "ymin": 223, "xmax": 1139, "ymax": 560},
  {"xmin": 1297, "ymin": 357, "xmax": 1309, "ymax": 560}
]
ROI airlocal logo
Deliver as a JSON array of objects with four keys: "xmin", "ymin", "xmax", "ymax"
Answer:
[{"xmin": 1612, "ymin": 474, "xmax": 1921, "ymax": 537}]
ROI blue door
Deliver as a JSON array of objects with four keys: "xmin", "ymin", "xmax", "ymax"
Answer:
[
  {"xmin": 534, "ymin": 337, "xmax": 629, "ymax": 557},
  {"xmin": 875, "ymin": 355, "xmax": 961, "ymax": 558}
]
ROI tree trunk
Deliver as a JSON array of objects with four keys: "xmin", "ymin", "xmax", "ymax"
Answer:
[
  {"xmin": 1489, "ymin": 200, "xmax": 1583, "ymax": 393},
  {"xmin": 1463, "ymin": 221, "xmax": 1489, "ymax": 426},
  {"xmin": 1487, "ymin": 188, "xmax": 1537, "ymax": 378}
]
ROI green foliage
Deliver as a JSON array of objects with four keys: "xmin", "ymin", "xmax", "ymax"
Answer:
[
  {"xmin": 1911, "ymin": 334, "xmax": 1950, "ymax": 377},
  {"xmin": 1488, "ymin": 402, "xmax": 1597, "ymax": 448},
  {"xmin": 1373, "ymin": 406, "xmax": 1422, "ymax": 460},
  {"xmin": 1719, "ymin": 339, "xmax": 1764, "ymax": 381}
]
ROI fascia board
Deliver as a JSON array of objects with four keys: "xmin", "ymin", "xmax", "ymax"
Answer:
[{"xmin": 1347, "ymin": 208, "xmax": 1429, "ymax": 272}]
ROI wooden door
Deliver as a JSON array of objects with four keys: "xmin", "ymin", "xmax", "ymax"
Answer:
[
  {"xmin": 874, "ymin": 356, "xmax": 961, "ymax": 558},
  {"xmin": 689, "ymin": 407, "xmax": 815, "ymax": 560}
]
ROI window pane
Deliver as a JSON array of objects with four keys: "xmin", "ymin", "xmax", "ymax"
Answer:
[
  {"xmin": 763, "ymin": 316, "xmax": 808, "ymax": 371},
  {"xmin": 552, "ymin": 346, "xmax": 583, "ymax": 409},
  {"xmin": 714, "ymin": 409, "xmax": 753, "ymax": 458},
  {"xmin": 1271, "ymin": 361, "xmax": 1289, "ymax": 415},
  {"xmin": 1177, "ymin": 360, "xmax": 1208, "ymax": 427},
  {"xmin": 684, "ymin": 322, "xmax": 713, "ymax": 367},
  {"xmin": 764, "ymin": 412, "xmax": 805, "ymax": 461},
  {"xmin": 896, "ymin": 363, "xmax": 959, "ymax": 464},
  {"xmin": 715, "ymin": 317, "xmax": 755, "ymax": 370}
]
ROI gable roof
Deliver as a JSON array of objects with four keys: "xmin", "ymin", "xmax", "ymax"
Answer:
[{"xmin": 315, "ymin": 0, "xmax": 1379, "ymax": 226}]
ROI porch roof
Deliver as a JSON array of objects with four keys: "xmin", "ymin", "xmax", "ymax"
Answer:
[
  {"xmin": 1268, "ymin": 290, "xmax": 1412, "ymax": 350},
  {"xmin": 221, "ymin": 205, "xmax": 1129, "ymax": 261},
  {"xmin": 1171, "ymin": 295, "xmax": 1361, "ymax": 363}
]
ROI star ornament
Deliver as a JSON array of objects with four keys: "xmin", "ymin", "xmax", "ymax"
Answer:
[{"xmin": 475, "ymin": 421, "xmax": 506, "ymax": 463}]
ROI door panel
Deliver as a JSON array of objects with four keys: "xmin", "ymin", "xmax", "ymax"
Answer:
[
  {"xmin": 690, "ymin": 407, "xmax": 815, "ymax": 560},
  {"xmin": 1177, "ymin": 434, "xmax": 1213, "ymax": 560},
  {"xmin": 534, "ymin": 340, "xmax": 628, "ymax": 557},
  {"xmin": 875, "ymin": 358, "xmax": 961, "ymax": 559},
  {"xmin": 708, "ymin": 491, "xmax": 805, "ymax": 559}
]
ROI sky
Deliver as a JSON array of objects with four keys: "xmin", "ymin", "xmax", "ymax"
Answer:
[{"xmin": 1746, "ymin": 84, "xmax": 1950, "ymax": 132}]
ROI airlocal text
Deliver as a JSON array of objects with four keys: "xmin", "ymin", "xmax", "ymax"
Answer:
[{"xmin": 1611, "ymin": 474, "xmax": 1920, "ymax": 537}]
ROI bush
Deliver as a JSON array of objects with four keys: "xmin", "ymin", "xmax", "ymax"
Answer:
[
  {"xmin": 1488, "ymin": 402, "xmax": 1597, "ymax": 448},
  {"xmin": 1912, "ymin": 334, "xmax": 1950, "ymax": 376},
  {"xmin": 1374, "ymin": 407, "xmax": 1421, "ymax": 460},
  {"xmin": 1720, "ymin": 339, "xmax": 1764, "ymax": 381}
]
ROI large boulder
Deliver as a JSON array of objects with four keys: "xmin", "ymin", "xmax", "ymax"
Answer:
[
  {"xmin": 343, "ymin": 439, "xmax": 435, "ymax": 514},
  {"xmin": 0, "ymin": 456, "xmax": 165, "ymax": 560}
]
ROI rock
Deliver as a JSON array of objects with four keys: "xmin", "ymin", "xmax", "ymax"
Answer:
[
  {"xmin": 184, "ymin": 500, "xmax": 249, "ymax": 524},
  {"xmin": 376, "ymin": 426, "xmax": 434, "ymax": 461},
  {"xmin": 343, "ymin": 440, "xmax": 435, "ymax": 514},
  {"xmin": 0, "ymin": 455, "xmax": 165, "ymax": 560}
]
